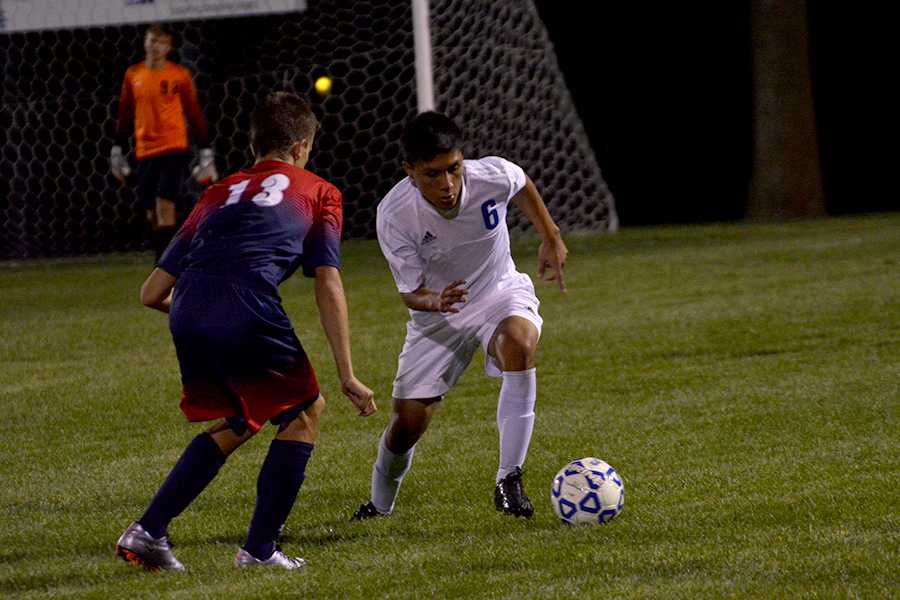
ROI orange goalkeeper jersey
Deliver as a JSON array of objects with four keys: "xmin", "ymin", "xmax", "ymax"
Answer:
[{"xmin": 116, "ymin": 61, "xmax": 209, "ymax": 160}]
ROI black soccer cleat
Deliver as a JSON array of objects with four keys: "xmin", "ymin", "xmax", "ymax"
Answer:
[
  {"xmin": 494, "ymin": 467, "xmax": 535, "ymax": 518},
  {"xmin": 350, "ymin": 500, "xmax": 386, "ymax": 521}
]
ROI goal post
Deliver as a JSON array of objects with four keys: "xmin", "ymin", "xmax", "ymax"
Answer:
[
  {"xmin": 0, "ymin": 0, "xmax": 616, "ymax": 259},
  {"xmin": 411, "ymin": 0, "xmax": 436, "ymax": 113}
]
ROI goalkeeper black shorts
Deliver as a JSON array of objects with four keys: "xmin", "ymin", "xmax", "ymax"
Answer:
[{"xmin": 136, "ymin": 151, "xmax": 190, "ymax": 210}]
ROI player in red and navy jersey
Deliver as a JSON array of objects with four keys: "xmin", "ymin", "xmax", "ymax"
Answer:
[
  {"xmin": 115, "ymin": 92, "xmax": 376, "ymax": 572},
  {"xmin": 111, "ymin": 24, "xmax": 217, "ymax": 261}
]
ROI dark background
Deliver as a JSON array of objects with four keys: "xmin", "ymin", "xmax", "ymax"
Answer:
[{"xmin": 535, "ymin": 2, "xmax": 896, "ymax": 226}]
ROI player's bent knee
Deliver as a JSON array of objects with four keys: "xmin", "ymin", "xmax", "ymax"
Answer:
[
  {"xmin": 494, "ymin": 318, "xmax": 538, "ymax": 349},
  {"xmin": 496, "ymin": 334, "xmax": 537, "ymax": 369},
  {"xmin": 207, "ymin": 419, "xmax": 255, "ymax": 456},
  {"xmin": 305, "ymin": 396, "xmax": 325, "ymax": 429},
  {"xmin": 508, "ymin": 333, "xmax": 536, "ymax": 358},
  {"xmin": 309, "ymin": 394, "xmax": 326, "ymax": 417},
  {"xmin": 392, "ymin": 397, "xmax": 440, "ymax": 425},
  {"xmin": 276, "ymin": 396, "xmax": 324, "ymax": 443},
  {"xmin": 387, "ymin": 396, "xmax": 439, "ymax": 452}
]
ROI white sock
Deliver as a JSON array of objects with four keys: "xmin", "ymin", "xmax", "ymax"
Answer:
[
  {"xmin": 496, "ymin": 368, "xmax": 537, "ymax": 483},
  {"xmin": 370, "ymin": 428, "xmax": 415, "ymax": 514}
]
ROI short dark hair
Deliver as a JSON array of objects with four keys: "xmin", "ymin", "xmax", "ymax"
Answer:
[
  {"xmin": 145, "ymin": 24, "xmax": 173, "ymax": 40},
  {"xmin": 401, "ymin": 111, "xmax": 463, "ymax": 165},
  {"xmin": 250, "ymin": 92, "xmax": 319, "ymax": 157}
]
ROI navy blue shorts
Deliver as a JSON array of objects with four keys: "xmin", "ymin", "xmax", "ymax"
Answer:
[
  {"xmin": 169, "ymin": 273, "xmax": 320, "ymax": 432},
  {"xmin": 136, "ymin": 151, "xmax": 190, "ymax": 211}
]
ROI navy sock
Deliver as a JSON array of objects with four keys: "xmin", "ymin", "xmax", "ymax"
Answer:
[
  {"xmin": 138, "ymin": 433, "xmax": 226, "ymax": 539},
  {"xmin": 243, "ymin": 439, "xmax": 314, "ymax": 560}
]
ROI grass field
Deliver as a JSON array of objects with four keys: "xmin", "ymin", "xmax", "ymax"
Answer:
[{"xmin": 1, "ymin": 214, "xmax": 898, "ymax": 598}]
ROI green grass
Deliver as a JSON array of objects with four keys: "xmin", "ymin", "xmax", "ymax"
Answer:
[{"xmin": 1, "ymin": 214, "xmax": 898, "ymax": 598}]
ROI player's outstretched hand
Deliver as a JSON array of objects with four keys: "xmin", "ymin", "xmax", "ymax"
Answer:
[
  {"xmin": 342, "ymin": 377, "xmax": 377, "ymax": 417},
  {"xmin": 438, "ymin": 279, "xmax": 468, "ymax": 313},
  {"xmin": 538, "ymin": 237, "xmax": 568, "ymax": 293}
]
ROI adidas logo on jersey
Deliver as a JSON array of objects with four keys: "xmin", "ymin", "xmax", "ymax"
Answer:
[{"xmin": 421, "ymin": 231, "xmax": 437, "ymax": 245}]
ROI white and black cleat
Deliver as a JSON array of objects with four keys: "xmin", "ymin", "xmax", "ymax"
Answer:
[
  {"xmin": 234, "ymin": 548, "xmax": 307, "ymax": 570},
  {"xmin": 494, "ymin": 467, "xmax": 535, "ymax": 518}
]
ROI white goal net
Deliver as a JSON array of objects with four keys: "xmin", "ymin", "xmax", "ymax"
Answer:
[{"xmin": 0, "ymin": 0, "xmax": 616, "ymax": 258}]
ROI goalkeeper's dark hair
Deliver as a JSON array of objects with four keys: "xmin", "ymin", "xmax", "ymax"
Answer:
[
  {"xmin": 145, "ymin": 24, "xmax": 174, "ymax": 40},
  {"xmin": 250, "ymin": 92, "xmax": 319, "ymax": 158},
  {"xmin": 401, "ymin": 111, "xmax": 464, "ymax": 165}
]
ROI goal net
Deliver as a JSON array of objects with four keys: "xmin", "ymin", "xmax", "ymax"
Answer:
[{"xmin": 0, "ymin": 0, "xmax": 616, "ymax": 259}]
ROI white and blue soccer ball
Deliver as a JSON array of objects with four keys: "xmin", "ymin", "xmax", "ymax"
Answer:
[{"xmin": 550, "ymin": 457, "xmax": 624, "ymax": 526}]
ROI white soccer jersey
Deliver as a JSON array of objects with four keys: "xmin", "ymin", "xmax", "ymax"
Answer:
[{"xmin": 376, "ymin": 156, "xmax": 527, "ymax": 306}]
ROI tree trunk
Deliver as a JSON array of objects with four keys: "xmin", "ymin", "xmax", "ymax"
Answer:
[{"xmin": 748, "ymin": 0, "xmax": 824, "ymax": 219}]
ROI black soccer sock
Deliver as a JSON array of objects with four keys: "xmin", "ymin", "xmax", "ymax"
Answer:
[
  {"xmin": 138, "ymin": 433, "xmax": 226, "ymax": 539},
  {"xmin": 153, "ymin": 226, "xmax": 175, "ymax": 262},
  {"xmin": 243, "ymin": 439, "xmax": 314, "ymax": 560}
]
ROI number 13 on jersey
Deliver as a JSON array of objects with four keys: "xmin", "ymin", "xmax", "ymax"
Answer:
[{"xmin": 224, "ymin": 173, "xmax": 291, "ymax": 208}]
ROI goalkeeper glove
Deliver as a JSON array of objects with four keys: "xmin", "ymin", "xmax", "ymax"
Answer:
[
  {"xmin": 110, "ymin": 145, "xmax": 131, "ymax": 181},
  {"xmin": 192, "ymin": 148, "xmax": 219, "ymax": 185}
]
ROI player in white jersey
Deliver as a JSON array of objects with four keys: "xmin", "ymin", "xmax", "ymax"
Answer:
[{"xmin": 352, "ymin": 112, "xmax": 568, "ymax": 519}]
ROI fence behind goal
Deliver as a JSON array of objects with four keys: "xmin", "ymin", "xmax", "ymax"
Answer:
[{"xmin": 0, "ymin": 0, "xmax": 616, "ymax": 259}]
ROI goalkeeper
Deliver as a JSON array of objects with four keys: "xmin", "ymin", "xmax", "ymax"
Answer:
[{"xmin": 111, "ymin": 24, "xmax": 216, "ymax": 260}]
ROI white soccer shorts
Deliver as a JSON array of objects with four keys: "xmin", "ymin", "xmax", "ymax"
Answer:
[{"xmin": 391, "ymin": 272, "xmax": 543, "ymax": 400}]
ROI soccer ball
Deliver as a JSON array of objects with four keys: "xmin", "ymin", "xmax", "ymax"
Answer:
[{"xmin": 550, "ymin": 457, "xmax": 624, "ymax": 526}]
